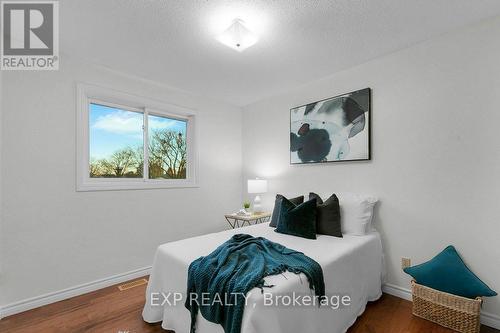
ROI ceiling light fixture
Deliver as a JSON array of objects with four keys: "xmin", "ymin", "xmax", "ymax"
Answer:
[{"xmin": 216, "ymin": 19, "xmax": 258, "ymax": 52}]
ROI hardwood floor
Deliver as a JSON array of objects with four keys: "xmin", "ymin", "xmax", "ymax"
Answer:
[{"xmin": 1, "ymin": 277, "xmax": 498, "ymax": 333}]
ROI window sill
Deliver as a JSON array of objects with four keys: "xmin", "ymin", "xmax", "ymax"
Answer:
[{"xmin": 76, "ymin": 180, "xmax": 199, "ymax": 192}]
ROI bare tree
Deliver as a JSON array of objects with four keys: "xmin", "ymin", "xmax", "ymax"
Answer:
[
  {"xmin": 133, "ymin": 146, "xmax": 144, "ymax": 177},
  {"xmin": 90, "ymin": 147, "xmax": 143, "ymax": 178},
  {"xmin": 109, "ymin": 147, "xmax": 139, "ymax": 176},
  {"xmin": 89, "ymin": 158, "xmax": 104, "ymax": 177},
  {"xmin": 149, "ymin": 130, "xmax": 187, "ymax": 178},
  {"xmin": 98, "ymin": 158, "xmax": 115, "ymax": 176}
]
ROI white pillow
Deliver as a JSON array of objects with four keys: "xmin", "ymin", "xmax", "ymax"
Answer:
[
  {"xmin": 336, "ymin": 193, "xmax": 378, "ymax": 235},
  {"xmin": 306, "ymin": 192, "xmax": 378, "ymax": 236},
  {"xmin": 305, "ymin": 192, "xmax": 378, "ymax": 235}
]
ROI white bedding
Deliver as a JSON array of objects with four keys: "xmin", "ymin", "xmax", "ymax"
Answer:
[{"xmin": 142, "ymin": 223, "xmax": 385, "ymax": 333}]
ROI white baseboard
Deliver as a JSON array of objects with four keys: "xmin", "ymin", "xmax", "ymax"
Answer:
[
  {"xmin": 0, "ymin": 266, "xmax": 151, "ymax": 319},
  {"xmin": 382, "ymin": 283, "xmax": 500, "ymax": 330},
  {"xmin": 382, "ymin": 283, "xmax": 412, "ymax": 301},
  {"xmin": 482, "ymin": 312, "xmax": 500, "ymax": 330}
]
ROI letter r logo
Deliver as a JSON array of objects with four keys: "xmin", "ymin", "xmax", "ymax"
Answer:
[
  {"xmin": 2, "ymin": 2, "xmax": 55, "ymax": 55},
  {"xmin": 10, "ymin": 8, "xmax": 49, "ymax": 49}
]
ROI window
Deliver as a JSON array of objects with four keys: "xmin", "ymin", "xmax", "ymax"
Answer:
[
  {"xmin": 77, "ymin": 84, "xmax": 197, "ymax": 191},
  {"xmin": 147, "ymin": 114, "xmax": 188, "ymax": 179},
  {"xmin": 89, "ymin": 103, "xmax": 144, "ymax": 179}
]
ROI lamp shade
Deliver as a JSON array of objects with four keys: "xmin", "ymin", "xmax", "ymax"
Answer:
[{"xmin": 247, "ymin": 179, "xmax": 268, "ymax": 194}]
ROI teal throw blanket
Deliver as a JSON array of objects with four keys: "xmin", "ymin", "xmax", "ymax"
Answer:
[{"xmin": 185, "ymin": 234, "xmax": 325, "ymax": 333}]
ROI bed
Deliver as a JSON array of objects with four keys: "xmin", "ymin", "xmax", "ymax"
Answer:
[{"xmin": 142, "ymin": 222, "xmax": 385, "ymax": 333}]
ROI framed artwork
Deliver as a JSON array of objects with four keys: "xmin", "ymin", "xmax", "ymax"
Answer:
[{"xmin": 290, "ymin": 88, "xmax": 371, "ymax": 164}]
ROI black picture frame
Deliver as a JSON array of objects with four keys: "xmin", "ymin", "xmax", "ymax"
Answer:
[{"xmin": 290, "ymin": 88, "xmax": 371, "ymax": 165}]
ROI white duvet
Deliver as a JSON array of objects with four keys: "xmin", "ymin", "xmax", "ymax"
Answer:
[{"xmin": 142, "ymin": 223, "xmax": 385, "ymax": 333}]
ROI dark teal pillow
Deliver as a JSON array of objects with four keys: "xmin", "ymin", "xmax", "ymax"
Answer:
[
  {"xmin": 275, "ymin": 198, "xmax": 317, "ymax": 239},
  {"xmin": 269, "ymin": 195, "xmax": 304, "ymax": 227},
  {"xmin": 403, "ymin": 245, "xmax": 497, "ymax": 298}
]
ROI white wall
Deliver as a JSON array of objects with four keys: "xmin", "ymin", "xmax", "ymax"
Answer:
[
  {"xmin": 0, "ymin": 56, "xmax": 242, "ymax": 306},
  {"xmin": 0, "ymin": 70, "xmax": 3, "ymax": 278},
  {"xmin": 242, "ymin": 16, "xmax": 500, "ymax": 316}
]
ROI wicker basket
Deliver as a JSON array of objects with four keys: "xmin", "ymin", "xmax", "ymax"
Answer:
[{"xmin": 411, "ymin": 280, "xmax": 482, "ymax": 333}]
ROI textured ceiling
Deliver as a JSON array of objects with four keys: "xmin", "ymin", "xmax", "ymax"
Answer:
[{"xmin": 61, "ymin": 1, "xmax": 500, "ymax": 106}]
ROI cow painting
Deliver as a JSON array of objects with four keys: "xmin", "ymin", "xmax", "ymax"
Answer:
[{"xmin": 290, "ymin": 88, "xmax": 371, "ymax": 164}]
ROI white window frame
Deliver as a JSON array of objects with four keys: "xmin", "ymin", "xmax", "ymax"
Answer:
[{"xmin": 76, "ymin": 83, "xmax": 198, "ymax": 191}]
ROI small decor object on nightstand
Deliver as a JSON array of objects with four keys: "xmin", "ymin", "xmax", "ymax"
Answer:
[
  {"xmin": 236, "ymin": 209, "xmax": 251, "ymax": 216},
  {"xmin": 242, "ymin": 201, "xmax": 251, "ymax": 213},
  {"xmin": 247, "ymin": 178, "xmax": 268, "ymax": 213},
  {"xmin": 225, "ymin": 212, "xmax": 271, "ymax": 229}
]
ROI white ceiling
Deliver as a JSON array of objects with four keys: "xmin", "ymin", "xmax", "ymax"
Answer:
[{"xmin": 61, "ymin": 1, "xmax": 500, "ymax": 106}]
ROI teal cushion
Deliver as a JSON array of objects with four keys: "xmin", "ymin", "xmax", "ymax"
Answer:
[
  {"xmin": 269, "ymin": 195, "xmax": 304, "ymax": 227},
  {"xmin": 404, "ymin": 245, "xmax": 497, "ymax": 298},
  {"xmin": 275, "ymin": 198, "xmax": 317, "ymax": 239}
]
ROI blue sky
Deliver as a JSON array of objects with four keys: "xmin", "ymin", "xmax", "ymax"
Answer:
[{"xmin": 89, "ymin": 103, "xmax": 187, "ymax": 160}]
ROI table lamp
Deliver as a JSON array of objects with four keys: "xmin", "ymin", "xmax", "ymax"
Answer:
[{"xmin": 247, "ymin": 178, "xmax": 268, "ymax": 214}]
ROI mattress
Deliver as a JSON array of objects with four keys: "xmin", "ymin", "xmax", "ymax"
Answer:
[{"xmin": 142, "ymin": 223, "xmax": 385, "ymax": 333}]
